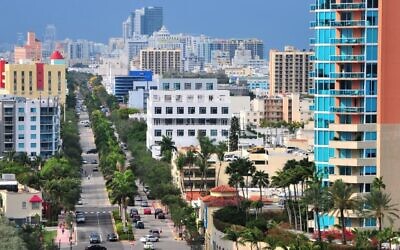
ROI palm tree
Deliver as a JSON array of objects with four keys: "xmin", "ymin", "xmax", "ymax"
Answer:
[
  {"xmin": 271, "ymin": 170, "xmax": 292, "ymax": 227},
  {"xmin": 159, "ymin": 135, "xmax": 177, "ymax": 162},
  {"xmin": 197, "ymin": 135, "xmax": 216, "ymax": 192},
  {"xmin": 107, "ymin": 169, "xmax": 137, "ymax": 227},
  {"xmin": 302, "ymin": 177, "xmax": 328, "ymax": 243},
  {"xmin": 327, "ymin": 180, "xmax": 357, "ymax": 245},
  {"xmin": 226, "ymin": 158, "xmax": 255, "ymax": 198},
  {"xmin": 361, "ymin": 189, "xmax": 399, "ymax": 231},
  {"xmin": 240, "ymin": 227, "xmax": 264, "ymax": 250},
  {"xmin": 228, "ymin": 172, "xmax": 244, "ymax": 210},
  {"xmin": 185, "ymin": 149, "xmax": 196, "ymax": 200},
  {"xmin": 175, "ymin": 153, "xmax": 186, "ymax": 192},
  {"xmin": 222, "ymin": 225, "xmax": 245, "ymax": 250},
  {"xmin": 251, "ymin": 170, "xmax": 269, "ymax": 201},
  {"xmin": 215, "ymin": 141, "xmax": 227, "ymax": 186},
  {"xmin": 372, "ymin": 176, "xmax": 386, "ymax": 191}
]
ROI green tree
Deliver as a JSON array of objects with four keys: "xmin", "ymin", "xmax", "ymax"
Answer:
[
  {"xmin": 240, "ymin": 227, "xmax": 264, "ymax": 250},
  {"xmin": 222, "ymin": 225, "xmax": 245, "ymax": 250},
  {"xmin": 252, "ymin": 170, "xmax": 269, "ymax": 202},
  {"xmin": 0, "ymin": 217, "xmax": 28, "ymax": 250},
  {"xmin": 228, "ymin": 172, "xmax": 244, "ymax": 210},
  {"xmin": 327, "ymin": 180, "xmax": 357, "ymax": 245},
  {"xmin": 352, "ymin": 228, "xmax": 373, "ymax": 249},
  {"xmin": 196, "ymin": 135, "xmax": 216, "ymax": 191},
  {"xmin": 229, "ymin": 116, "xmax": 240, "ymax": 151},
  {"xmin": 175, "ymin": 153, "xmax": 187, "ymax": 192},
  {"xmin": 372, "ymin": 176, "xmax": 386, "ymax": 191},
  {"xmin": 215, "ymin": 141, "xmax": 228, "ymax": 186},
  {"xmin": 107, "ymin": 169, "xmax": 137, "ymax": 227},
  {"xmin": 159, "ymin": 136, "xmax": 177, "ymax": 162}
]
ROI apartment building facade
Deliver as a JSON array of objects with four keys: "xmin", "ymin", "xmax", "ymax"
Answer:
[
  {"xmin": 0, "ymin": 96, "xmax": 61, "ymax": 158},
  {"xmin": 139, "ymin": 48, "xmax": 182, "ymax": 75},
  {"xmin": 146, "ymin": 78, "xmax": 231, "ymax": 154},
  {"xmin": 269, "ymin": 46, "xmax": 313, "ymax": 95},
  {"xmin": 14, "ymin": 32, "xmax": 42, "ymax": 63},
  {"xmin": 311, "ymin": 0, "xmax": 378, "ymax": 228}
]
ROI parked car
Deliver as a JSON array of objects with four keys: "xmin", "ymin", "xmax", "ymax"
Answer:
[
  {"xmin": 76, "ymin": 213, "xmax": 85, "ymax": 223},
  {"xmin": 81, "ymin": 159, "xmax": 88, "ymax": 164},
  {"xmin": 85, "ymin": 245, "xmax": 106, "ymax": 250},
  {"xmin": 89, "ymin": 232, "xmax": 101, "ymax": 244},
  {"xmin": 140, "ymin": 235, "xmax": 159, "ymax": 243},
  {"xmin": 91, "ymin": 159, "xmax": 98, "ymax": 164},
  {"xmin": 86, "ymin": 149, "xmax": 98, "ymax": 154},
  {"xmin": 135, "ymin": 221, "xmax": 144, "ymax": 229},
  {"xmin": 77, "ymin": 199, "xmax": 83, "ymax": 205},
  {"xmin": 135, "ymin": 196, "xmax": 143, "ymax": 202},
  {"xmin": 149, "ymin": 229, "xmax": 161, "ymax": 238},
  {"xmin": 107, "ymin": 233, "xmax": 118, "ymax": 242},
  {"xmin": 143, "ymin": 242, "xmax": 155, "ymax": 250},
  {"xmin": 157, "ymin": 213, "xmax": 165, "ymax": 219},
  {"xmin": 92, "ymin": 167, "xmax": 99, "ymax": 172},
  {"xmin": 143, "ymin": 208, "xmax": 151, "ymax": 215},
  {"xmin": 129, "ymin": 208, "xmax": 138, "ymax": 217},
  {"xmin": 141, "ymin": 200, "xmax": 149, "ymax": 207},
  {"xmin": 154, "ymin": 208, "xmax": 163, "ymax": 216},
  {"xmin": 132, "ymin": 214, "xmax": 141, "ymax": 223}
]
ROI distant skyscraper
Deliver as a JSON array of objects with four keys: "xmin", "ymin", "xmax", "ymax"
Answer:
[
  {"xmin": 43, "ymin": 24, "xmax": 57, "ymax": 59},
  {"xmin": 124, "ymin": 6, "xmax": 163, "ymax": 37}
]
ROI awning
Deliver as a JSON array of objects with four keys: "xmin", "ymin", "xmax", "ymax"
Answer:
[{"xmin": 29, "ymin": 195, "xmax": 43, "ymax": 203}]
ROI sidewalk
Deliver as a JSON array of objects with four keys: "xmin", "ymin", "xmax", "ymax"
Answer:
[{"xmin": 54, "ymin": 222, "xmax": 76, "ymax": 248}]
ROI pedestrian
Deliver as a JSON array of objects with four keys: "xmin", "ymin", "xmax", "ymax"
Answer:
[
  {"xmin": 154, "ymin": 212, "xmax": 157, "ymax": 219},
  {"xmin": 62, "ymin": 227, "xmax": 64, "ymax": 234}
]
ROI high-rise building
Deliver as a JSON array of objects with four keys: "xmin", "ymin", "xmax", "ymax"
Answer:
[
  {"xmin": 125, "ymin": 6, "xmax": 163, "ymax": 37},
  {"xmin": 311, "ymin": 0, "xmax": 378, "ymax": 229},
  {"xmin": 43, "ymin": 24, "xmax": 57, "ymax": 59},
  {"xmin": 210, "ymin": 39, "xmax": 264, "ymax": 61},
  {"xmin": 0, "ymin": 51, "xmax": 67, "ymax": 104},
  {"xmin": 140, "ymin": 48, "xmax": 182, "ymax": 75},
  {"xmin": 14, "ymin": 32, "xmax": 42, "ymax": 63},
  {"xmin": 269, "ymin": 46, "xmax": 313, "ymax": 95}
]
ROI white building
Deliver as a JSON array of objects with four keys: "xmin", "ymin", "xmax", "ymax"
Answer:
[
  {"xmin": 128, "ymin": 77, "xmax": 159, "ymax": 111},
  {"xmin": 0, "ymin": 96, "xmax": 61, "ymax": 158},
  {"xmin": 146, "ymin": 78, "xmax": 231, "ymax": 157}
]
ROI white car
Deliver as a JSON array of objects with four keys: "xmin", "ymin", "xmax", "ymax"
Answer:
[
  {"xmin": 143, "ymin": 242, "xmax": 155, "ymax": 250},
  {"xmin": 140, "ymin": 235, "xmax": 159, "ymax": 243}
]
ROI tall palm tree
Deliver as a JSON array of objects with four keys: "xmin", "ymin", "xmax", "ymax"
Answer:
[
  {"xmin": 185, "ymin": 149, "xmax": 196, "ymax": 200},
  {"xmin": 251, "ymin": 170, "xmax": 269, "ymax": 201},
  {"xmin": 159, "ymin": 135, "xmax": 177, "ymax": 162},
  {"xmin": 228, "ymin": 172, "xmax": 244, "ymax": 210},
  {"xmin": 361, "ymin": 189, "xmax": 399, "ymax": 231},
  {"xmin": 327, "ymin": 180, "xmax": 357, "ymax": 245},
  {"xmin": 197, "ymin": 135, "xmax": 216, "ymax": 191},
  {"xmin": 226, "ymin": 158, "xmax": 255, "ymax": 198},
  {"xmin": 302, "ymin": 177, "xmax": 328, "ymax": 243},
  {"xmin": 175, "ymin": 153, "xmax": 186, "ymax": 192},
  {"xmin": 372, "ymin": 177, "xmax": 386, "ymax": 191},
  {"xmin": 215, "ymin": 141, "xmax": 228, "ymax": 186},
  {"xmin": 222, "ymin": 225, "xmax": 245, "ymax": 250},
  {"xmin": 271, "ymin": 170, "xmax": 292, "ymax": 227}
]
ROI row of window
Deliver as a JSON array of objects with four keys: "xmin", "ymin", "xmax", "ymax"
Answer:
[
  {"xmin": 18, "ymin": 134, "xmax": 37, "ymax": 140},
  {"xmin": 21, "ymin": 201, "xmax": 40, "ymax": 210},
  {"xmin": 154, "ymin": 106, "xmax": 229, "ymax": 115},
  {"xmin": 154, "ymin": 129, "xmax": 229, "ymax": 137},
  {"xmin": 18, "ymin": 143, "xmax": 37, "ymax": 148},
  {"xmin": 154, "ymin": 118, "xmax": 229, "ymax": 125},
  {"xmin": 162, "ymin": 82, "xmax": 215, "ymax": 90}
]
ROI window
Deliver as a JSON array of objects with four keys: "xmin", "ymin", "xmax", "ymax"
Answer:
[
  {"xmin": 198, "ymin": 130, "xmax": 206, "ymax": 136},
  {"xmin": 165, "ymin": 119, "xmax": 173, "ymax": 125},
  {"xmin": 210, "ymin": 107, "xmax": 218, "ymax": 114},
  {"xmin": 154, "ymin": 107, "xmax": 162, "ymax": 114},
  {"xmin": 365, "ymin": 149, "xmax": 376, "ymax": 158},
  {"xmin": 30, "ymin": 125, "xmax": 36, "ymax": 130},
  {"xmin": 177, "ymin": 130, "xmax": 184, "ymax": 136},
  {"xmin": 177, "ymin": 107, "xmax": 184, "ymax": 114},
  {"xmin": 30, "ymin": 116, "xmax": 36, "ymax": 122},
  {"xmin": 176, "ymin": 119, "xmax": 184, "ymax": 125},
  {"xmin": 18, "ymin": 108, "xmax": 24, "ymax": 113},
  {"xmin": 188, "ymin": 107, "xmax": 196, "ymax": 114},
  {"xmin": 222, "ymin": 107, "xmax": 229, "ymax": 114},
  {"xmin": 339, "ymin": 166, "xmax": 352, "ymax": 176},
  {"xmin": 364, "ymin": 132, "xmax": 376, "ymax": 140},
  {"xmin": 221, "ymin": 119, "xmax": 228, "ymax": 125},
  {"xmin": 22, "ymin": 202, "xmax": 27, "ymax": 209},
  {"xmin": 184, "ymin": 82, "xmax": 191, "ymax": 90},
  {"xmin": 195, "ymin": 82, "xmax": 202, "ymax": 90},
  {"xmin": 199, "ymin": 107, "xmax": 207, "ymax": 114},
  {"xmin": 210, "ymin": 129, "xmax": 217, "ymax": 137},
  {"xmin": 18, "ymin": 134, "xmax": 24, "ymax": 140},
  {"xmin": 363, "ymin": 166, "xmax": 377, "ymax": 176},
  {"xmin": 18, "ymin": 125, "xmax": 24, "ymax": 131},
  {"xmin": 198, "ymin": 119, "xmax": 205, "ymax": 125},
  {"xmin": 166, "ymin": 107, "xmax": 173, "ymax": 114},
  {"xmin": 30, "ymin": 108, "xmax": 36, "ymax": 113},
  {"xmin": 162, "ymin": 82, "xmax": 170, "ymax": 90},
  {"xmin": 174, "ymin": 83, "xmax": 181, "ymax": 90},
  {"xmin": 166, "ymin": 130, "xmax": 173, "ymax": 137},
  {"xmin": 31, "ymin": 143, "xmax": 37, "ymax": 148},
  {"xmin": 18, "ymin": 143, "xmax": 24, "ymax": 149},
  {"xmin": 32, "ymin": 202, "xmax": 40, "ymax": 210},
  {"xmin": 164, "ymin": 95, "xmax": 172, "ymax": 102},
  {"xmin": 18, "ymin": 116, "xmax": 24, "ymax": 121},
  {"xmin": 154, "ymin": 130, "xmax": 162, "ymax": 137},
  {"xmin": 364, "ymin": 218, "xmax": 377, "ymax": 227},
  {"xmin": 206, "ymin": 82, "xmax": 214, "ymax": 90},
  {"xmin": 222, "ymin": 130, "xmax": 229, "ymax": 136},
  {"xmin": 188, "ymin": 130, "xmax": 196, "ymax": 136},
  {"xmin": 30, "ymin": 134, "xmax": 36, "ymax": 139}
]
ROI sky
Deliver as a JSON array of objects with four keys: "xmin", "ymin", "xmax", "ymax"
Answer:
[{"xmin": 0, "ymin": 0, "xmax": 314, "ymax": 55}]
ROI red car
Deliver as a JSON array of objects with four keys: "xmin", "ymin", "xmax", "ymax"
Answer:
[{"xmin": 143, "ymin": 208, "xmax": 152, "ymax": 215}]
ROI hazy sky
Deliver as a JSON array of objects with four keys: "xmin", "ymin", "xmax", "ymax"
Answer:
[{"xmin": 1, "ymin": 0, "xmax": 314, "ymax": 54}]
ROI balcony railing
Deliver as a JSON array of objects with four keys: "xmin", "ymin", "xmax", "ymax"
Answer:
[
  {"xmin": 330, "ymin": 55, "xmax": 365, "ymax": 61},
  {"xmin": 330, "ymin": 106, "xmax": 364, "ymax": 113},
  {"xmin": 331, "ymin": 3, "xmax": 366, "ymax": 10},
  {"xmin": 330, "ymin": 37, "xmax": 365, "ymax": 44},
  {"xmin": 331, "ymin": 20, "xmax": 366, "ymax": 27},
  {"xmin": 330, "ymin": 72, "xmax": 364, "ymax": 79},
  {"xmin": 330, "ymin": 89, "xmax": 365, "ymax": 96}
]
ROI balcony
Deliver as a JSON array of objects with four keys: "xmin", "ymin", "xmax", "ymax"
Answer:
[
  {"xmin": 330, "ymin": 72, "xmax": 364, "ymax": 79},
  {"xmin": 329, "ymin": 174, "xmax": 375, "ymax": 184},
  {"xmin": 4, "ymin": 129, "xmax": 13, "ymax": 134},
  {"xmin": 329, "ymin": 89, "xmax": 365, "ymax": 96},
  {"xmin": 330, "ymin": 37, "xmax": 365, "ymax": 45},
  {"xmin": 330, "ymin": 55, "xmax": 365, "ymax": 62},
  {"xmin": 329, "ymin": 140, "xmax": 376, "ymax": 149},
  {"xmin": 331, "ymin": 3, "xmax": 366, "ymax": 10},
  {"xmin": 330, "ymin": 106, "xmax": 364, "ymax": 113},
  {"xmin": 329, "ymin": 123, "xmax": 376, "ymax": 132},
  {"xmin": 331, "ymin": 20, "xmax": 366, "ymax": 28},
  {"xmin": 329, "ymin": 157, "xmax": 376, "ymax": 166}
]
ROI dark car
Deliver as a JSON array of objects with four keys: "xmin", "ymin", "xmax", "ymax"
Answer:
[
  {"xmin": 135, "ymin": 220, "xmax": 144, "ymax": 229},
  {"xmin": 86, "ymin": 149, "xmax": 98, "ymax": 154},
  {"xmin": 146, "ymin": 192, "xmax": 155, "ymax": 200},
  {"xmin": 89, "ymin": 232, "xmax": 101, "ymax": 244},
  {"xmin": 91, "ymin": 159, "xmax": 98, "ymax": 164},
  {"xmin": 85, "ymin": 245, "xmax": 107, "ymax": 250},
  {"xmin": 129, "ymin": 208, "xmax": 138, "ymax": 218},
  {"xmin": 107, "ymin": 233, "xmax": 118, "ymax": 242},
  {"xmin": 154, "ymin": 208, "xmax": 163, "ymax": 216},
  {"xmin": 92, "ymin": 167, "xmax": 99, "ymax": 172},
  {"xmin": 132, "ymin": 214, "xmax": 141, "ymax": 223},
  {"xmin": 157, "ymin": 213, "xmax": 166, "ymax": 219}
]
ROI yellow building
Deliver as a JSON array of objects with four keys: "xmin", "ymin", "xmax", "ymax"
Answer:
[{"xmin": 0, "ymin": 51, "xmax": 66, "ymax": 104}]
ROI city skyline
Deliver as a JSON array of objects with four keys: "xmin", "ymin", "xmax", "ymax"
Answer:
[{"xmin": 0, "ymin": 0, "xmax": 313, "ymax": 55}]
